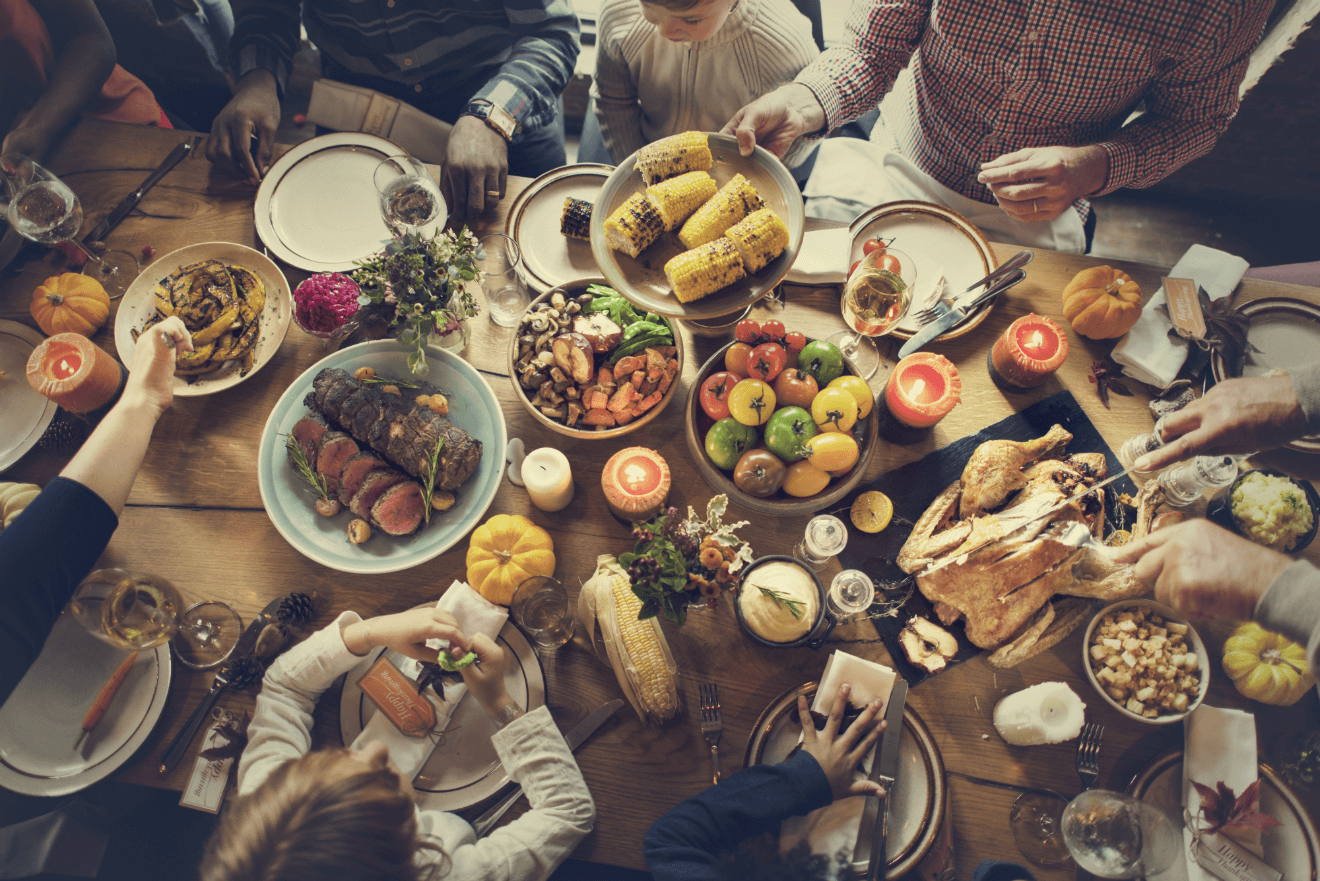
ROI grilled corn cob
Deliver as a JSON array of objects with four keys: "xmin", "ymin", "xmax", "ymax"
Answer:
[
  {"xmin": 636, "ymin": 131, "xmax": 713, "ymax": 186},
  {"xmin": 645, "ymin": 171, "xmax": 717, "ymax": 231},
  {"xmin": 664, "ymin": 238, "xmax": 746, "ymax": 303},
  {"xmin": 603, "ymin": 192, "xmax": 664, "ymax": 258},
  {"xmin": 678, "ymin": 173, "xmax": 763, "ymax": 249},
  {"xmin": 560, "ymin": 197, "xmax": 593, "ymax": 240},
  {"xmin": 724, "ymin": 207, "xmax": 789, "ymax": 273}
]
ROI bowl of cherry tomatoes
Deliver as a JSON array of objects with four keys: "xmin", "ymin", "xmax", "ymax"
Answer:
[{"xmin": 683, "ymin": 318, "xmax": 880, "ymax": 516}]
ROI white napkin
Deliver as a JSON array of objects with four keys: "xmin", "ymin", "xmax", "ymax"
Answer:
[
  {"xmin": 1111, "ymin": 245, "xmax": 1250, "ymax": 389},
  {"xmin": 1182, "ymin": 705, "xmax": 1262, "ymax": 881},
  {"xmin": 813, "ymin": 651, "xmax": 898, "ymax": 715},
  {"xmin": 785, "ymin": 228, "xmax": 851, "ymax": 285},
  {"xmin": 351, "ymin": 581, "xmax": 508, "ymax": 779}
]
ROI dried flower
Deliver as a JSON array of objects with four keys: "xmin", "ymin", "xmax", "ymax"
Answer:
[
  {"xmin": 1089, "ymin": 359, "xmax": 1134, "ymax": 409},
  {"xmin": 1192, "ymin": 779, "xmax": 1283, "ymax": 837}
]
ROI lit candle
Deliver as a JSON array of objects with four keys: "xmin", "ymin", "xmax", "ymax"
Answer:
[
  {"xmin": 992, "ymin": 681, "xmax": 1086, "ymax": 746},
  {"xmin": 883, "ymin": 352, "xmax": 962, "ymax": 428},
  {"xmin": 521, "ymin": 447, "xmax": 575, "ymax": 512},
  {"xmin": 601, "ymin": 447, "xmax": 670, "ymax": 522},
  {"xmin": 25, "ymin": 333, "xmax": 123, "ymax": 413},
  {"xmin": 989, "ymin": 313, "xmax": 1069, "ymax": 389}
]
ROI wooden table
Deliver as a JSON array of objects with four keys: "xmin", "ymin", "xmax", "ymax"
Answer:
[{"xmin": 4, "ymin": 119, "xmax": 1319, "ymax": 876}]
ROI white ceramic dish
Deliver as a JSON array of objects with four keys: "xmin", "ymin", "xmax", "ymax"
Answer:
[
  {"xmin": 256, "ymin": 340, "xmax": 507, "ymax": 574},
  {"xmin": 505, "ymin": 164, "xmax": 611, "ymax": 293},
  {"xmin": 0, "ymin": 612, "xmax": 170, "ymax": 796},
  {"xmin": 339, "ymin": 620, "xmax": 545, "ymax": 811},
  {"xmin": 0, "ymin": 319, "xmax": 57, "ymax": 472},
  {"xmin": 113, "ymin": 242, "xmax": 292, "ymax": 396}
]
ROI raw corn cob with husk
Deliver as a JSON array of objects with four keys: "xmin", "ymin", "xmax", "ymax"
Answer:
[
  {"xmin": 560, "ymin": 197, "xmax": 592, "ymax": 240},
  {"xmin": 664, "ymin": 238, "xmax": 747, "ymax": 303},
  {"xmin": 578, "ymin": 554, "xmax": 680, "ymax": 725},
  {"xmin": 678, "ymin": 173, "xmax": 763, "ymax": 249},
  {"xmin": 645, "ymin": 171, "xmax": 717, "ymax": 231},
  {"xmin": 604, "ymin": 192, "xmax": 665, "ymax": 258},
  {"xmin": 724, "ymin": 207, "xmax": 789, "ymax": 273},
  {"xmin": 636, "ymin": 131, "xmax": 713, "ymax": 186}
]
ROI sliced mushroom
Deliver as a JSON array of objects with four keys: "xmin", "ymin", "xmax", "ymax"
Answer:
[
  {"xmin": 573, "ymin": 313, "xmax": 624, "ymax": 354},
  {"xmin": 552, "ymin": 332, "xmax": 595, "ymax": 383}
]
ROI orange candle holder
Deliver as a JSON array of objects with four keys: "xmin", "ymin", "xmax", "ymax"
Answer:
[
  {"xmin": 602, "ymin": 447, "xmax": 671, "ymax": 523},
  {"xmin": 883, "ymin": 352, "xmax": 962, "ymax": 428},
  {"xmin": 25, "ymin": 332, "xmax": 124, "ymax": 413},
  {"xmin": 989, "ymin": 314, "xmax": 1069, "ymax": 390}
]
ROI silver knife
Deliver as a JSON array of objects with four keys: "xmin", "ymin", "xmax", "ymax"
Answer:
[
  {"xmin": 84, "ymin": 140, "xmax": 192, "ymax": 244},
  {"xmin": 961, "ymin": 249, "xmax": 1033, "ymax": 296},
  {"xmin": 897, "ymin": 268, "xmax": 1027, "ymax": 359},
  {"xmin": 856, "ymin": 679, "xmax": 908, "ymax": 881},
  {"xmin": 471, "ymin": 698, "xmax": 625, "ymax": 837}
]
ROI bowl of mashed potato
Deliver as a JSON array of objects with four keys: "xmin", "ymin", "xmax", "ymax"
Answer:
[
  {"xmin": 735, "ymin": 556, "xmax": 834, "ymax": 649},
  {"xmin": 1210, "ymin": 469, "xmax": 1318, "ymax": 553}
]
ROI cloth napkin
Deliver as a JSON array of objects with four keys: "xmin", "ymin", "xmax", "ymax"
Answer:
[
  {"xmin": 1111, "ymin": 245, "xmax": 1250, "ymax": 389},
  {"xmin": 350, "ymin": 581, "xmax": 507, "ymax": 779},
  {"xmin": 1182, "ymin": 705, "xmax": 1262, "ymax": 881},
  {"xmin": 786, "ymin": 228, "xmax": 851, "ymax": 285}
]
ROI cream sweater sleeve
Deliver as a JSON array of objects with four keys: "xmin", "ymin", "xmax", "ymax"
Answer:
[{"xmin": 592, "ymin": 0, "xmax": 647, "ymax": 163}]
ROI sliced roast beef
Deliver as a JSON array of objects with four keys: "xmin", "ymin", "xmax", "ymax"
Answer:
[
  {"xmin": 337, "ymin": 452, "xmax": 388, "ymax": 506},
  {"xmin": 315, "ymin": 431, "xmax": 360, "ymax": 484},
  {"xmin": 350, "ymin": 469, "xmax": 408, "ymax": 519},
  {"xmin": 289, "ymin": 412, "xmax": 328, "ymax": 466},
  {"xmin": 385, "ymin": 409, "xmax": 483, "ymax": 491},
  {"xmin": 371, "ymin": 481, "xmax": 425, "ymax": 536},
  {"xmin": 311, "ymin": 368, "xmax": 355, "ymax": 415}
]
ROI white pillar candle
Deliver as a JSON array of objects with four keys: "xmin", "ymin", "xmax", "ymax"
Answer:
[
  {"xmin": 993, "ymin": 682, "xmax": 1086, "ymax": 746},
  {"xmin": 521, "ymin": 447, "xmax": 574, "ymax": 512}
]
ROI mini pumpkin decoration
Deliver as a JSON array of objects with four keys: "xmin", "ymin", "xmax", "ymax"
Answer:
[
  {"xmin": 1061, "ymin": 266, "xmax": 1142, "ymax": 339},
  {"xmin": 465, "ymin": 513, "xmax": 556, "ymax": 606},
  {"xmin": 0, "ymin": 482, "xmax": 41, "ymax": 529},
  {"xmin": 1222, "ymin": 621, "xmax": 1315, "ymax": 706},
  {"xmin": 30, "ymin": 273, "xmax": 110, "ymax": 337}
]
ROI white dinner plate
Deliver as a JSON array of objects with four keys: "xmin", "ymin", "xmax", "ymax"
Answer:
[
  {"xmin": 113, "ymin": 242, "xmax": 292, "ymax": 396},
  {"xmin": 0, "ymin": 612, "xmax": 170, "ymax": 796},
  {"xmin": 0, "ymin": 319, "xmax": 57, "ymax": 472},
  {"xmin": 339, "ymin": 620, "xmax": 546, "ymax": 811},
  {"xmin": 256, "ymin": 340, "xmax": 507, "ymax": 574},
  {"xmin": 505, "ymin": 163, "xmax": 612, "ymax": 293}
]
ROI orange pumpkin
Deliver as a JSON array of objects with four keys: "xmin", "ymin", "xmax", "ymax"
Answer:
[
  {"xmin": 30, "ymin": 273, "xmax": 110, "ymax": 337},
  {"xmin": 1061, "ymin": 266, "xmax": 1142, "ymax": 339}
]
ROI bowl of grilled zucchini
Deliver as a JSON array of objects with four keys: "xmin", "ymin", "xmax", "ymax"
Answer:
[{"xmin": 589, "ymin": 131, "xmax": 804, "ymax": 322}]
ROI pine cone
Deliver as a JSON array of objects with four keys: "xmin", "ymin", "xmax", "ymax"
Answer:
[
  {"xmin": 276, "ymin": 592, "xmax": 315, "ymax": 628},
  {"xmin": 38, "ymin": 414, "xmax": 88, "ymax": 451},
  {"xmin": 226, "ymin": 655, "xmax": 265, "ymax": 690}
]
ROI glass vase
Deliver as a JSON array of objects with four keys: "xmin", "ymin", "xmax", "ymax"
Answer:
[{"xmin": 425, "ymin": 316, "xmax": 470, "ymax": 354}]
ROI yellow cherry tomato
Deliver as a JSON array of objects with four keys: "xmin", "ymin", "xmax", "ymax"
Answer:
[
  {"xmin": 782, "ymin": 460, "xmax": 831, "ymax": 497},
  {"xmin": 826, "ymin": 375, "xmax": 874, "ymax": 419},
  {"xmin": 811, "ymin": 387, "xmax": 859, "ymax": 433},
  {"xmin": 727, "ymin": 379, "xmax": 777, "ymax": 427},
  {"xmin": 802, "ymin": 432, "xmax": 860, "ymax": 472}
]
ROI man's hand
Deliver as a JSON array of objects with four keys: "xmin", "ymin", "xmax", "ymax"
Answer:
[
  {"xmin": 977, "ymin": 145, "xmax": 1109, "ymax": 222},
  {"xmin": 443, "ymin": 116, "xmax": 508, "ymax": 224},
  {"xmin": 721, "ymin": 83, "xmax": 826, "ymax": 159},
  {"xmin": 797, "ymin": 683, "xmax": 887, "ymax": 802},
  {"xmin": 1135, "ymin": 374, "xmax": 1307, "ymax": 472},
  {"xmin": 206, "ymin": 70, "xmax": 280, "ymax": 185},
  {"xmin": 2, "ymin": 123, "xmax": 55, "ymax": 165},
  {"xmin": 1110, "ymin": 520, "xmax": 1291, "ymax": 621}
]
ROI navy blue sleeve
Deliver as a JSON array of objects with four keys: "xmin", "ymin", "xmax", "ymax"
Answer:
[
  {"xmin": 972, "ymin": 860, "xmax": 1037, "ymax": 881},
  {"xmin": 644, "ymin": 750, "xmax": 835, "ymax": 881},
  {"xmin": 0, "ymin": 477, "xmax": 118, "ymax": 705}
]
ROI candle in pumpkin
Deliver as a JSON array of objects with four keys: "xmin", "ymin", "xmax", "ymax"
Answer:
[
  {"xmin": 883, "ymin": 352, "xmax": 961, "ymax": 428},
  {"xmin": 990, "ymin": 313, "xmax": 1069, "ymax": 389},
  {"xmin": 25, "ymin": 333, "xmax": 123, "ymax": 413},
  {"xmin": 601, "ymin": 447, "xmax": 670, "ymax": 522},
  {"xmin": 522, "ymin": 447, "xmax": 574, "ymax": 512}
]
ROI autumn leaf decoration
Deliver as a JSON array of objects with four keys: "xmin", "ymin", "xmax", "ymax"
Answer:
[
  {"xmin": 1089, "ymin": 359, "xmax": 1134, "ymax": 409},
  {"xmin": 1196, "ymin": 289, "xmax": 1260, "ymax": 378},
  {"xmin": 199, "ymin": 711, "xmax": 249, "ymax": 762},
  {"xmin": 1191, "ymin": 779, "xmax": 1282, "ymax": 837}
]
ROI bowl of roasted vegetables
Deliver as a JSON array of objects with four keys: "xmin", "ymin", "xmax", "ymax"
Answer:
[{"xmin": 508, "ymin": 279, "xmax": 685, "ymax": 438}]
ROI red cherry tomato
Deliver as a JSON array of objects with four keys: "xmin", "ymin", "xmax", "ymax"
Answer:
[
  {"xmin": 724, "ymin": 342, "xmax": 754, "ymax": 377},
  {"xmin": 760, "ymin": 320, "xmax": 786, "ymax": 344},
  {"xmin": 784, "ymin": 331, "xmax": 807, "ymax": 357},
  {"xmin": 849, "ymin": 259, "xmax": 862, "ymax": 277},
  {"xmin": 699, "ymin": 371, "xmax": 738, "ymax": 421},
  {"xmin": 879, "ymin": 254, "xmax": 902, "ymax": 275},
  {"xmin": 773, "ymin": 368, "xmax": 818, "ymax": 409},
  {"xmin": 734, "ymin": 318, "xmax": 761, "ymax": 344},
  {"xmin": 862, "ymin": 238, "xmax": 885, "ymax": 256},
  {"xmin": 748, "ymin": 342, "xmax": 787, "ymax": 383}
]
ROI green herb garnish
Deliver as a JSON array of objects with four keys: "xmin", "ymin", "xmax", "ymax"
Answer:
[
  {"xmin": 419, "ymin": 435, "xmax": 445, "ymax": 525},
  {"xmin": 285, "ymin": 435, "xmax": 330, "ymax": 501},
  {"xmin": 758, "ymin": 586, "xmax": 804, "ymax": 619},
  {"xmin": 359, "ymin": 375, "xmax": 420, "ymax": 390}
]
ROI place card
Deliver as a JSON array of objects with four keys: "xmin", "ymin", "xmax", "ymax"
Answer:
[
  {"xmin": 1193, "ymin": 833, "xmax": 1282, "ymax": 881},
  {"xmin": 179, "ymin": 719, "xmax": 236, "ymax": 813},
  {"xmin": 358, "ymin": 655, "xmax": 435, "ymax": 738},
  {"xmin": 1163, "ymin": 277, "xmax": 1207, "ymax": 340}
]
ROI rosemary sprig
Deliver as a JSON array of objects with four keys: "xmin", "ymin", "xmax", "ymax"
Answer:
[
  {"xmin": 284, "ymin": 435, "xmax": 330, "ymax": 501},
  {"xmin": 758, "ymin": 586, "xmax": 804, "ymax": 619},
  {"xmin": 359, "ymin": 375, "xmax": 420, "ymax": 390},
  {"xmin": 420, "ymin": 435, "xmax": 445, "ymax": 525}
]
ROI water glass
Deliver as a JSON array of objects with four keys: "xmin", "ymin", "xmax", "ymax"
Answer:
[
  {"xmin": 828, "ymin": 569, "xmax": 874, "ymax": 622},
  {"xmin": 373, "ymin": 154, "xmax": 445, "ymax": 238},
  {"xmin": 511, "ymin": 576, "xmax": 574, "ymax": 651},
  {"xmin": 479, "ymin": 233, "xmax": 529, "ymax": 326},
  {"xmin": 1061, "ymin": 790, "xmax": 1181, "ymax": 879},
  {"xmin": 794, "ymin": 514, "xmax": 847, "ymax": 570},
  {"xmin": 171, "ymin": 601, "xmax": 242, "ymax": 669}
]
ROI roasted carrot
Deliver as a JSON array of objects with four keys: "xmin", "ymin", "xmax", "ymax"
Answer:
[{"xmin": 74, "ymin": 651, "xmax": 139, "ymax": 749}]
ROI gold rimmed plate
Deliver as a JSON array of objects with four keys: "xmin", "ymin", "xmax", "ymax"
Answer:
[{"xmin": 505, "ymin": 163, "xmax": 612, "ymax": 293}]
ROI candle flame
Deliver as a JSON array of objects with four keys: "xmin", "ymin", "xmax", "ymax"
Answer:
[
  {"xmin": 1029, "ymin": 330, "xmax": 1044, "ymax": 349},
  {"xmin": 908, "ymin": 378, "xmax": 926, "ymax": 398}
]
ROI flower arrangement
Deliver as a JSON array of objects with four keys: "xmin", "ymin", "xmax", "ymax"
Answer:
[{"xmin": 352, "ymin": 228, "xmax": 483, "ymax": 375}]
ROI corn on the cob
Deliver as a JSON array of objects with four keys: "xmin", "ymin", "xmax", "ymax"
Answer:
[
  {"xmin": 636, "ymin": 131, "xmax": 713, "ymax": 186},
  {"xmin": 664, "ymin": 238, "xmax": 746, "ymax": 303},
  {"xmin": 560, "ymin": 197, "xmax": 592, "ymax": 240},
  {"xmin": 603, "ymin": 192, "xmax": 664, "ymax": 258},
  {"xmin": 677, "ymin": 173, "xmax": 763, "ymax": 250},
  {"xmin": 724, "ymin": 207, "xmax": 789, "ymax": 274},
  {"xmin": 645, "ymin": 171, "xmax": 717, "ymax": 231}
]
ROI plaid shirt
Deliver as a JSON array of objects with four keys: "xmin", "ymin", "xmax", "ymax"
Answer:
[{"xmin": 796, "ymin": 0, "xmax": 1268, "ymax": 210}]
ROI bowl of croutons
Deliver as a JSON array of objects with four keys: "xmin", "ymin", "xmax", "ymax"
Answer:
[{"xmin": 1082, "ymin": 600, "xmax": 1209, "ymax": 724}]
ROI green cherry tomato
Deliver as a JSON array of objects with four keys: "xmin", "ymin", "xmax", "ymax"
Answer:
[
  {"xmin": 705, "ymin": 418, "xmax": 758, "ymax": 470},
  {"xmin": 727, "ymin": 378, "xmax": 777, "ymax": 427},
  {"xmin": 763, "ymin": 405, "xmax": 819, "ymax": 463},
  {"xmin": 798, "ymin": 341, "xmax": 846, "ymax": 386},
  {"xmin": 732, "ymin": 448, "xmax": 788, "ymax": 497}
]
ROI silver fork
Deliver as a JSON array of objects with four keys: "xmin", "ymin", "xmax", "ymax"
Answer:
[
  {"xmin": 909, "ymin": 249, "xmax": 1034, "ymax": 326},
  {"xmin": 1076, "ymin": 722, "xmax": 1104, "ymax": 791},
  {"xmin": 699, "ymin": 683, "xmax": 723, "ymax": 785}
]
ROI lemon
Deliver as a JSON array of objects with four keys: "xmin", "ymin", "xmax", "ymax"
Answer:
[
  {"xmin": 851, "ymin": 491, "xmax": 893, "ymax": 533},
  {"xmin": 1105, "ymin": 529, "xmax": 1133, "ymax": 547}
]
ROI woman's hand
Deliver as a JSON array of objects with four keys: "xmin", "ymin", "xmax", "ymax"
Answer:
[
  {"xmin": 720, "ymin": 83, "xmax": 826, "ymax": 159},
  {"xmin": 206, "ymin": 70, "xmax": 281, "ymax": 185},
  {"xmin": 342, "ymin": 608, "xmax": 468, "ymax": 662},
  {"xmin": 977, "ymin": 145, "xmax": 1109, "ymax": 222},
  {"xmin": 798, "ymin": 683, "xmax": 887, "ymax": 801},
  {"xmin": 121, "ymin": 315, "xmax": 191, "ymax": 417}
]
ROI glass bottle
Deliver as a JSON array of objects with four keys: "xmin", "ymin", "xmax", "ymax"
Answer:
[
  {"xmin": 1158, "ymin": 455, "xmax": 1238, "ymax": 506},
  {"xmin": 1118, "ymin": 415, "xmax": 1169, "ymax": 471},
  {"xmin": 794, "ymin": 515, "xmax": 847, "ymax": 570},
  {"xmin": 828, "ymin": 570, "xmax": 874, "ymax": 622}
]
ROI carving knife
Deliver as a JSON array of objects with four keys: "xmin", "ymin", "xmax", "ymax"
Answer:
[
  {"xmin": 856, "ymin": 678, "xmax": 908, "ymax": 881},
  {"xmin": 84, "ymin": 140, "xmax": 192, "ymax": 244},
  {"xmin": 471, "ymin": 698, "xmax": 625, "ymax": 837},
  {"xmin": 897, "ymin": 267, "xmax": 1027, "ymax": 359}
]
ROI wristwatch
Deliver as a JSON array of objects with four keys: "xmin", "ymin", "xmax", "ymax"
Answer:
[{"xmin": 461, "ymin": 100, "xmax": 518, "ymax": 142}]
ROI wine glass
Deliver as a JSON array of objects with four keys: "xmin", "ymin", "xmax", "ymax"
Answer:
[
  {"xmin": 826, "ymin": 247, "xmax": 917, "ymax": 380},
  {"xmin": 1061, "ymin": 790, "xmax": 1182, "ymax": 878},
  {"xmin": 1010, "ymin": 790, "xmax": 1074, "ymax": 866},
  {"xmin": 374, "ymin": 154, "xmax": 446, "ymax": 239},
  {"xmin": 1, "ymin": 154, "xmax": 140, "ymax": 297}
]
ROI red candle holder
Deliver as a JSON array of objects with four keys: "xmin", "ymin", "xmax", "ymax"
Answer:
[
  {"xmin": 883, "ymin": 352, "xmax": 962, "ymax": 428},
  {"xmin": 989, "ymin": 314, "xmax": 1069, "ymax": 390},
  {"xmin": 25, "ymin": 333, "xmax": 124, "ymax": 413}
]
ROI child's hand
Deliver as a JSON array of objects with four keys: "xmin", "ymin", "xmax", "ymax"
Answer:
[
  {"xmin": 342, "ymin": 608, "xmax": 467, "ymax": 662},
  {"xmin": 462, "ymin": 633, "xmax": 524, "ymax": 727},
  {"xmin": 798, "ymin": 683, "xmax": 887, "ymax": 801},
  {"xmin": 123, "ymin": 316, "xmax": 192, "ymax": 417}
]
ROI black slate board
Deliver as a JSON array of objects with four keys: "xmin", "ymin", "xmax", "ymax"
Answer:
[{"xmin": 837, "ymin": 390, "xmax": 1138, "ymax": 685}]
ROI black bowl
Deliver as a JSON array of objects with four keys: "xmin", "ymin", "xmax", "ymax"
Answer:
[
  {"xmin": 733, "ymin": 555, "xmax": 836, "ymax": 650},
  {"xmin": 1207, "ymin": 468, "xmax": 1319, "ymax": 553}
]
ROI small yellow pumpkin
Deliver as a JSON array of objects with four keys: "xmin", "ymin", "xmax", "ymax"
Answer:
[
  {"xmin": 465, "ymin": 513, "xmax": 556, "ymax": 606},
  {"xmin": 1061, "ymin": 265, "xmax": 1142, "ymax": 339},
  {"xmin": 30, "ymin": 273, "xmax": 110, "ymax": 337},
  {"xmin": 0, "ymin": 482, "xmax": 41, "ymax": 530},
  {"xmin": 1222, "ymin": 622, "xmax": 1315, "ymax": 706}
]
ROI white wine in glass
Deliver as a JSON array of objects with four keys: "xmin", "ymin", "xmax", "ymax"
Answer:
[
  {"xmin": 827, "ymin": 247, "xmax": 917, "ymax": 380},
  {"xmin": 71, "ymin": 569, "xmax": 182, "ymax": 650}
]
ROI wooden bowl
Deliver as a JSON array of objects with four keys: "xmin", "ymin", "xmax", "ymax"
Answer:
[
  {"xmin": 507, "ymin": 277, "xmax": 686, "ymax": 439},
  {"xmin": 683, "ymin": 340, "xmax": 880, "ymax": 516},
  {"xmin": 1082, "ymin": 600, "xmax": 1209, "ymax": 725}
]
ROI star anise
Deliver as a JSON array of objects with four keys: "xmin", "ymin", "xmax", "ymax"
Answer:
[
  {"xmin": 199, "ymin": 711, "xmax": 250, "ymax": 762},
  {"xmin": 1192, "ymin": 779, "xmax": 1282, "ymax": 837},
  {"xmin": 1198, "ymin": 288, "xmax": 1260, "ymax": 378},
  {"xmin": 415, "ymin": 662, "xmax": 463, "ymax": 702},
  {"xmin": 1089, "ymin": 360, "xmax": 1133, "ymax": 409}
]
